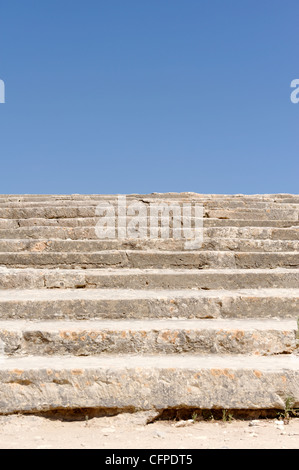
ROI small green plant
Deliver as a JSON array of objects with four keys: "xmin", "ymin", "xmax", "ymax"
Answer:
[
  {"xmin": 277, "ymin": 396, "xmax": 299, "ymax": 422},
  {"xmin": 222, "ymin": 409, "xmax": 233, "ymax": 423},
  {"xmin": 285, "ymin": 396, "xmax": 295, "ymax": 418},
  {"xmin": 284, "ymin": 396, "xmax": 298, "ymax": 420},
  {"xmin": 191, "ymin": 411, "xmax": 214, "ymax": 422}
]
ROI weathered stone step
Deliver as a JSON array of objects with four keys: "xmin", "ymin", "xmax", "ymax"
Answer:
[
  {"xmin": 0, "ymin": 238, "xmax": 298, "ymax": 253},
  {"xmin": 0, "ymin": 216, "xmax": 206, "ymax": 229},
  {"xmin": 0, "ymin": 354, "xmax": 298, "ymax": 414},
  {"xmin": 0, "ymin": 319, "xmax": 296, "ymax": 357},
  {"xmin": 1, "ymin": 224, "xmax": 298, "ymax": 240},
  {"xmin": 1, "ymin": 193, "xmax": 299, "ymax": 203},
  {"xmin": 8, "ymin": 217, "xmax": 299, "ymax": 230},
  {"xmin": 0, "ymin": 288, "xmax": 298, "ymax": 319},
  {"xmin": 1, "ymin": 222, "xmax": 299, "ymax": 241},
  {"xmin": 1, "ymin": 267, "xmax": 299, "ymax": 290},
  {"xmin": 0, "ymin": 206, "xmax": 298, "ymax": 220},
  {"xmin": 1, "ymin": 200, "xmax": 299, "ymax": 210},
  {"xmin": 1, "ymin": 251, "xmax": 299, "ymax": 269}
]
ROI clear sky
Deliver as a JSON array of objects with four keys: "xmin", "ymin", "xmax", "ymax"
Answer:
[{"xmin": 0, "ymin": 0, "xmax": 298, "ymax": 194}]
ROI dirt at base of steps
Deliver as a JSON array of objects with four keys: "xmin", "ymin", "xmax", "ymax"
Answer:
[{"xmin": 0, "ymin": 412, "xmax": 298, "ymax": 449}]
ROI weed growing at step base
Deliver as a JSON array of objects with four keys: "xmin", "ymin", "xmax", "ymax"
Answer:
[
  {"xmin": 222, "ymin": 410, "xmax": 234, "ymax": 423},
  {"xmin": 277, "ymin": 396, "xmax": 299, "ymax": 422},
  {"xmin": 192, "ymin": 411, "xmax": 214, "ymax": 422}
]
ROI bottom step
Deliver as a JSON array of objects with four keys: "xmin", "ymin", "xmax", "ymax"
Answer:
[{"xmin": 0, "ymin": 355, "xmax": 298, "ymax": 414}]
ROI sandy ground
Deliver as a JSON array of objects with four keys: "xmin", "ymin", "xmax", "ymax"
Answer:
[{"xmin": 0, "ymin": 413, "xmax": 298, "ymax": 449}]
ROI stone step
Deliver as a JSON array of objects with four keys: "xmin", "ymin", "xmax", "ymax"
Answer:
[
  {"xmin": 1, "ymin": 222, "xmax": 299, "ymax": 241},
  {"xmin": 1, "ymin": 250, "xmax": 299, "ymax": 269},
  {"xmin": 0, "ymin": 216, "xmax": 206, "ymax": 229},
  {"xmin": 7, "ymin": 217, "xmax": 299, "ymax": 230},
  {"xmin": 0, "ymin": 354, "xmax": 298, "ymax": 414},
  {"xmin": 1, "ymin": 267, "xmax": 299, "ymax": 290},
  {"xmin": 0, "ymin": 319, "xmax": 296, "ymax": 357},
  {"xmin": 0, "ymin": 206, "xmax": 298, "ymax": 220},
  {"xmin": 0, "ymin": 193, "xmax": 299, "ymax": 203},
  {"xmin": 0, "ymin": 224, "xmax": 298, "ymax": 240},
  {"xmin": 1, "ymin": 200, "xmax": 299, "ymax": 210},
  {"xmin": 0, "ymin": 288, "xmax": 298, "ymax": 319},
  {"xmin": 0, "ymin": 238, "xmax": 298, "ymax": 253}
]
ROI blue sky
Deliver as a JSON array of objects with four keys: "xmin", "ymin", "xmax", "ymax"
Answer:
[{"xmin": 0, "ymin": 0, "xmax": 298, "ymax": 194}]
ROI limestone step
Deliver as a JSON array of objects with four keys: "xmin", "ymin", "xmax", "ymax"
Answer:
[
  {"xmin": 1, "ymin": 250, "xmax": 299, "ymax": 269},
  {"xmin": 0, "ymin": 216, "xmax": 207, "ymax": 229},
  {"xmin": 0, "ymin": 319, "xmax": 296, "ymax": 357},
  {"xmin": 0, "ymin": 193, "xmax": 299, "ymax": 204},
  {"xmin": 0, "ymin": 238, "xmax": 298, "ymax": 253},
  {"xmin": 1, "ymin": 267, "xmax": 299, "ymax": 290},
  {"xmin": 0, "ymin": 354, "xmax": 298, "ymax": 414},
  {"xmin": 1, "ymin": 224, "xmax": 298, "ymax": 241},
  {"xmin": 0, "ymin": 288, "xmax": 298, "ymax": 319},
  {"xmin": 0, "ymin": 192, "xmax": 297, "ymax": 197},
  {"xmin": 7, "ymin": 217, "xmax": 299, "ymax": 230},
  {"xmin": 0, "ymin": 206, "xmax": 298, "ymax": 221},
  {"xmin": 1, "ymin": 200, "xmax": 299, "ymax": 212},
  {"xmin": 1, "ymin": 222, "xmax": 299, "ymax": 241}
]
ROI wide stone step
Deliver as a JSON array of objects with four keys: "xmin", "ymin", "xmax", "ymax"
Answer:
[
  {"xmin": 1, "ymin": 222, "xmax": 299, "ymax": 242},
  {"xmin": 1, "ymin": 200, "xmax": 299, "ymax": 210},
  {"xmin": 8, "ymin": 217, "xmax": 299, "ymax": 231},
  {"xmin": 0, "ymin": 238, "xmax": 298, "ymax": 253},
  {"xmin": 1, "ymin": 193, "xmax": 299, "ymax": 205},
  {"xmin": 1, "ymin": 267, "xmax": 299, "ymax": 290},
  {"xmin": 0, "ymin": 216, "xmax": 206, "ymax": 229},
  {"xmin": 1, "ymin": 251, "xmax": 299, "ymax": 269},
  {"xmin": 0, "ymin": 319, "xmax": 296, "ymax": 357},
  {"xmin": 0, "ymin": 224, "xmax": 299, "ymax": 240},
  {"xmin": 0, "ymin": 206, "xmax": 298, "ymax": 220},
  {"xmin": 0, "ymin": 192, "xmax": 298, "ymax": 198},
  {"xmin": 0, "ymin": 288, "xmax": 298, "ymax": 319},
  {"xmin": 0, "ymin": 354, "xmax": 298, "ymax": 414}
]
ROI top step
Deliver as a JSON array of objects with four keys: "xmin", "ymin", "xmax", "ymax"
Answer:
[
  {"xmin": 0, "ymin": 193, "xmax": 299, "ymax": 205},
  {"xmin": 0, "ymin": 193, "xmax": 298, "ymax": 199},
  {"xmin": 0, "ymin": 194, "xmax": 299, "ymax": 205}
]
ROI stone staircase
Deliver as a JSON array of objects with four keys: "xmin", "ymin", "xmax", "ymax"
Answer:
[{"xmin": 0, "ymin": 193, "xmax": 298, "ymax": 416}]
